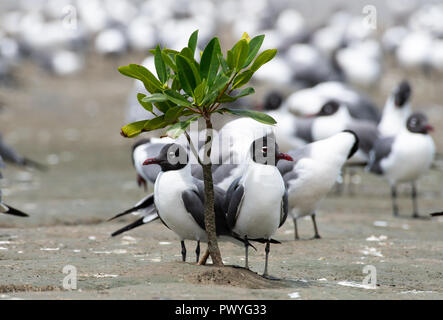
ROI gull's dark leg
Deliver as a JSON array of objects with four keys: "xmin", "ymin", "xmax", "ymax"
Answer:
[
  {"xmin": 293, "ymin": 218, "xmax": 299, "ymax": 240},
  {"xmin": 391, "ymin": 185, "xmax": 399, "ymax": 217},
  {"xmin": 411, "ymin": 182, "xmax": 419, "ymax": 218},
  {"xmin": 195, "ymin": 240, "xmax": 200, "ymax": 263},
  {"xmin": 244, "ymin": 236, "xmax": 249, "ymax": 269},
  {"xmin": 348, "ymin": 169, "xmax": 355, "ymax": 196},
  {"xmin": 181, "ymin": 240, "xmax": 186, "ymax": 262},
  {"xmin": 311, "ymin": 213, "xmax": 321, "ymax": 239},
  {"xmin": 335, "ymin": 168, "xmax": 345, "ymax": 195},
  {"xmin": 263, "ymin": 241, "xmax": 270, "ymax": 277}
]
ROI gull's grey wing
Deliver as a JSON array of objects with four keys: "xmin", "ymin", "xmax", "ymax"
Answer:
[
  {"xmin": 182, "ymin": 188, "xmax": 206, "ymax": 231},
  {"xmin": 212, "ymin": 164, "xmax": 238, "ymax": 186},
  {"xmin": 347, "ymin": 121, "xmax": 379, "ymax": 155},
  {"xmin": 277, "ymin": 145, "xmax": 311, "ymax": 177},
  {"xmin": 368, "ymin": 136, "xmax": 395, "ymax": 174},
  {"xmin": 190, "ymin": 164, "xmax": 221, "ymax": 181},
  {"xmin": 279, "ymin": 190, "xmax": 288, "ymax": 228},
  {"xmin": 295, "ymin": 117, "xmax": 314, "ymax": 143},
  {"xmin": 187, "ymin": 179, "xmax": 229, "ymax": 235},
  {"xmin": 225, "ymin": 177, "xmax": 244, "ymax": 230}
]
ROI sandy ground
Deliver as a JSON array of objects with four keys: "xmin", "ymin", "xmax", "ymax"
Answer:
[{"xmin": 0, "ymin": 54, "xmax": 442, "ymax": 300}]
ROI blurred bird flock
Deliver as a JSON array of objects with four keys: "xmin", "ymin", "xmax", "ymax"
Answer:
[{"xmin": 0, "ymin": 0, "xmax": 443, "ymax": 299}]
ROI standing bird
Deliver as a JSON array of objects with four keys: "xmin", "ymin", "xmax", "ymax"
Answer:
[
  {"xmin": 368, "ymin": 113, "xmax": 435, "ymax": 218},
  {"xmin": 277, "ymin": 131, "xmax": 359, "ymax": 239},
  {"xmin": 378, "ymin": 80, "xmax": 412, "ymax": 137},
  {"xmin": 225, "ymin": 136, "xmax": 292, "ymax": 277},
  {"xmin": 142, "ymin": 143, "xmax": 248, "ymax": 262}
]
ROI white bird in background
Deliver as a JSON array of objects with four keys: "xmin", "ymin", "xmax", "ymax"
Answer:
[
  {"xmin": 94, "ymin": 28, "xmax": 127, "ymax": 56},
  {"xmin": 368, "ymin": 112, "xmax": 435, "ymax": 218},
  {"xmin": 396, "ymin": 31, "xmax": 433, "ymax": 73},
  {"xmin": 378, "ymin": 80, "xmax": 412, "ymax": 137},
  {"xmin": 302, "ymin": 101, "xmax": 378, "ymax": 164},
  {"xmin": 286, "ymin": 82, "xmax": 380, "ymax": 123},
  {"xmin": 277, "ymin": 131, "xmax": 359, "ymax": 239}
]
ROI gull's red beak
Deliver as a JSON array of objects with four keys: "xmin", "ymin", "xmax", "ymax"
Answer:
[
  {"xmin": 143, "ymin": 158, "xmax": 160, "ymax": 166},
  {"xmin": 277, "ymin": 153, "xmax": 293, "ymax": 161},
  {"xmin": 425, "ymin": 124, "xmax": 434, "ymax": 132}
]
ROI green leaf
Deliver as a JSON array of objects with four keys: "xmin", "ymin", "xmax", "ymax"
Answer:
[
  {"xmin": 171, "ymin": 76, "xmax": 181, "ymax": 91},
  {"xmin": 212, "ymin": 74, "xmax": 230, "ymax": 92},
  {"xmin": 137, "ymin": 93, "xmax": 155, "ymax": 114},
  {"xmin": 118, "ymin": 64, "xmax": 163, "ymax": 93},
  {"xmin": 141, "ymin": 93, "xmax": 168, "ymax": 103},
  {"xmin": 121, "ymin": 120, "xmax": 148, "ymax": 138},
  {"xmin": 154, "ymin": 45, "xmax": 167, "ymax": 84},
  {"xmin": 226, "ymin": 50, "xmax": 234, "ymax": 71},
  {"xmin": 163, "ymin": 89, "xmax": 192, "ymax": 107},
  {"xmin": 154, "ymin": 101, "xmax": 171, "ymax": 114},
  {"xmin": 232, "ymin": 70, "xmax": 254, "ymax": 89},
  {"xmin": 161, "ymin": 51, "xmax": 177, "ymax": 73},
  {"xmin": 231, "ymin": 39, "xmax": 249, "ymax": 71},
  {"xmin": 163, "ymin": 49, "xmax": 180, "ymax": 55},
  {"xmin": 166, "ymin": 116, "xmax": 199, "ymax": 139},
  {"xmin": 250, "ymin": 49, "xmax": 277, "ymax": 72},
  {"xmin": 194, "ymin": 80, "xmax": 207, "ymax": 105},
  {"xmin": 188, "ymin": 30, "xmax": 199, "ymax": 55},
  {"xmin": 219, "ymin": 87, "xmax": 255, "ymax": 102},
  {"xmin": 221, "ymin": 108, "xmax": 277, "ymax": 125},
  {"xmin": 176, "ymin": 54, "xmax": 198, "ymax": 96},
  {"xmin": 200, "ymin": 37, "xmax": 221, "ymax": 87},
  {"xmin": 181, "ymin": 47, "xmax": 195, "ymax": 63},
  {"xmin": 144, "ymin": 115, "xmax": 168, "ymax": 131},
  {"xmin": 165, "ymin": 106, "xmax": 185, "ymax": 124},
  {"xmin": 242, "ymin": 34, "xmax": 265, "ymax": 68},
  {"xmin": 218, "ymin": 54, "xmax": 230, "ymax": 75}
]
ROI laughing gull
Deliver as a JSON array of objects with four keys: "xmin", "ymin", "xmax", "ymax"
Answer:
[
  {"xmin": 0, "ymin": 156, "xmax": 29, "ymax": 217},
  {"xmin": 368, "ymin": 112, "xmax": 435, "ymax": 218},
  {"xmin": 225, "ymin": 135, "xmax": 292, "ymax": 277},
  {"xmin": 141, "ymin": 143, "xmax": 250, "ymax": 262},
  {"xmin": 0, "ymin": 134, "xmax": 47, "ymax": 171},
  {"xmin": 378, "ymin": 80, "xmax": 412, "ymax": 137},
  {"xmin": 130, "ymin": 131, "xmax": 218, "ymax": 190},
  {"xmin": 299, "ymin": 101, "xmax": 378, "ymax": 164},
  {"xmin": 131, "ymin": 137, "xmax": 176, "ymax": 190},
  {"xmin": 277, "ymin": 131, "xmax": 359, "ymax": 239},
  {"xmin": 286, "ymin": 82, "xmax": 380, "ymax": 123}
]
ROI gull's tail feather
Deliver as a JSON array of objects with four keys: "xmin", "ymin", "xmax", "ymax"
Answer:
[
  {"xmin": 249, "ymin": 238, "xmax": 281, "ymax": 244},
  {"xmin": 108, "ymin": 193, "xmax": 154, "ymax": 221},
  {"xmin": 111, "ymin": 209, "xmax": 159, "ymax": 237},
  {"xmin": 430, "ymin": 212, "xmax": 443, "ymax": 217},
  {"xmin": 1, "ymin": 204, "xmax": 29, "ymax": 217},
  {"xmin": 22, "ymin": 158, "xmax": 48, "ymax": 172}
]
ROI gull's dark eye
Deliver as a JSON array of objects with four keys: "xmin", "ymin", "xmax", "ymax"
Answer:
[{"xmin": 262, "ymin": 146, "xmax": 268, "ymax": 153}]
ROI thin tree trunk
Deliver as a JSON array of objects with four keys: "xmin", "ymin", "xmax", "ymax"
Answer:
[{"xmin": 202, "ymin": 117, "xmax": 223, "ymax": 266}]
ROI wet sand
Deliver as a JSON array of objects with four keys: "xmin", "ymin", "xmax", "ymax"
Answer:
[{"xmin": 0, "ymin": 54, "xmax": 442, "ymax": 299}]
